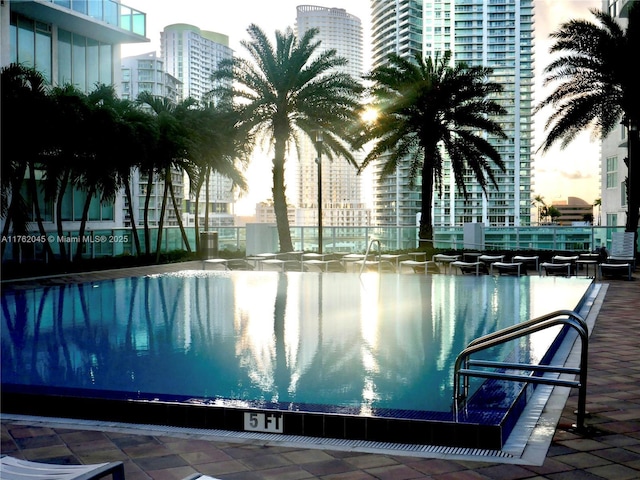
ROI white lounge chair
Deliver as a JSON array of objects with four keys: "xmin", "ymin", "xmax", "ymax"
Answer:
[
  {"xmin": 608, "ymin": 232, "xmax": 636, "ymax": 268},
  {"xmin": 540, "ymin": 262, "xmax": 572, "ymax": 277},
  {"xmin": 599, "ymin": 262, "xmax": 633, "ymax": 280},
  {"xmin": 0, "ymin": 456, "xmax": 124, "ymax": 480},
  {"xmin": 451, "ymin": 260, "xmax": 486, "ymax": 275}
]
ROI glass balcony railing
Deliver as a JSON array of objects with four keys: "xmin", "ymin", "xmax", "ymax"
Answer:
[
  {"xmin": 2, "ymin": 225, "xmax": 637, "ymax": 263},
  {"xmin": 51, "ymin": 0, "xmax": 146, "ymax": 37}
]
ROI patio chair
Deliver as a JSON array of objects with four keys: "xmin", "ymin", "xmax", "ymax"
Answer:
[
  {"xmin": 608, "ymin": 232, "xmax": 636, "ymax": 269},
  {"xmin": 0, "ymin": 456, "xmax": 124, "ymax": 480}
]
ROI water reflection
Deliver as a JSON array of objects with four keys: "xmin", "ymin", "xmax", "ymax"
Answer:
[{"xmin": 1, "ymin": 272, "xmax": 591, "ymax": 413}]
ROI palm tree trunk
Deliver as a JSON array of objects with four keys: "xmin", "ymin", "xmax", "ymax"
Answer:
[
  {"xmin": 272, "ymin": 130, "xmax": 293, "ymax": 253},
  {"xmin": 193, "ymin": 173, "xmax": 204, "ymax": 253},
  {"xmin": 419, "ymin": 162, "xmax": 435, "ymax": 244},
  {"xmin": 123, "ymin": 179, "xmax": 141, "ymax": 256},
  {"xmin": 154, "ymin": 171, "xmax": 170, "ymax": 263},
  {"xmin": 143, "ymin": 168, "xmax": 154, "ymax": 255},
  {"xmin": 1, "ymin": 162, "xmax": 29, "ymax": 259},
  {"xmin": 27, "ymin": 162, "xmax": 54, "ymax": 260},
  {"xmin": 204, "ymin": 167, "xmax": 210, "ymax": 233},
  {"xmin": 55, "ymin": 170, "xmax": 71, "ymax": 261},
  {"xmin": 74, "ymin": 186, "xmax": 96, "ymax": 262},
  {"xmin": 169, "ymin": 176, "xmax": 191, "ymax": 252}
]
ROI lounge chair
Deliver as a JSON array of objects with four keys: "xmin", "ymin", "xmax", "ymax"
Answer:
[
  {"xmin": 491, "ymin": 261, "xmax": 525, "ymax": 276},
  {"xmin": 599, "ymin": 262, "xmax": 633, "ymax": 280},
  {"xmin": 608, "ymin": 232, "xmax": 636, "ymax": 268},
  {"xmin": 399, "ymin": 260, "xmax": 439, "ymax": 274},
  {"xmin": 432, "ymin": 254, "xmax": 461, "ymax": 274},
  {"xmin": 551, "ymin": 255, "xmax": 579, "ymax": 276},
  {"xmin": 540, "ymin": 262, "xmax": 573, "ymax": 277},
  {"xmin": 226, "ymin": 259, "xmax": 255, "ymax": 270},
  {"xmin": 451, "ymin": 260, "xmax": 487, "ymax": 275},
  {"xmin": 512, "ymin": 255, "xmax": 539, "ymax": 273},
  {"xmin": 478, "ymin": 254, "xmax": 505, "ymax": 271},
  {"xmin": 0, "ymin": 456, "xmax": 124, "ymax": 480}
]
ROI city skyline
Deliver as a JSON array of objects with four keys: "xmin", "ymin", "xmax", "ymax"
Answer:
[{"xmin": 122, "ymin": 0, "xmax": 602, "ymax": 213}]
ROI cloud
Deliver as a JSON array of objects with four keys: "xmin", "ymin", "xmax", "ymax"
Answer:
[{"xmin": 560, "ymin": 170, "xmax": 595, "ymax": 180}]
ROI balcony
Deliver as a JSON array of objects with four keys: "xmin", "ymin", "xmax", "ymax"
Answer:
[{"xmin": 10, "ymin": 0, "xmax": 148, "ymax": 44}]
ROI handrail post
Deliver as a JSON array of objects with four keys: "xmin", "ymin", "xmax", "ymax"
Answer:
[
  {"xmin": 453, "ymin": 310, "xmax": 589, "ymax": 432},
  {"xmin": 575, "ymin": 330, "xmax": 589, "ymax": 431}
]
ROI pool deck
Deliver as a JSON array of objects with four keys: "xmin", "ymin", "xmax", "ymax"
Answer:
[{"xmin": 2, "ymin": 261, "xmax": 640, "ymax": 479}]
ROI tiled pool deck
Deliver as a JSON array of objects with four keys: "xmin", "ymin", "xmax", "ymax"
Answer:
[{"xmin": 2, "ymin": 261, "xmax": 640, "ymax": 479}]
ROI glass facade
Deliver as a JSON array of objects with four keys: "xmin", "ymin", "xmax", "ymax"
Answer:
[
  {"xmin": 10, "ymin": 14, "xmax": 113, "ymax": 91},
  {"xmin": 9, "ymin": 14, "xmax": 52, "ymax": 82},
  {"xmin": 4, "ymin": 0, "xmax": 148, "ymax": 236},
  {"xmin": 370, "ymin": 0, "xmax": 534, "ymax": 229},
  {"xmin": 430, "ymin": 0, "xmax": 534, "ymax": 228}
]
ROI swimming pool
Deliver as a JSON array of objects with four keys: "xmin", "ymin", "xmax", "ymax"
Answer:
[{"xmin": 1, "ymin": 270, "xmax": 595, "ymax": 449}]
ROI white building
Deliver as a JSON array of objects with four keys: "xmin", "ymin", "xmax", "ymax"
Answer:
[
  {"xmin": 121, "ymin": 52, "xmax": 181, "ymax": 103},
  {"xmin": 121, "ymin": 52, "xmax": 183, "ymax": 228},
  {"xmin": 370, "ymin": 0, "xmax": 534, "ymax": 231},
  {"xmin": 160, "ymin": 23, "xmax": 236, "ymax": 228},
  {"xmin": 599, "ymin": 0, "xmax": 634, "ymax": 229},
  {"xmin": 294, "ymin": 6, "xmax": 371, "ymax": 227}
]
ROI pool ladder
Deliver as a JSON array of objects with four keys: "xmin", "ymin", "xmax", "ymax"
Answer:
[{"xmin": 452, "ymin": 309, "xmax": 589, "ymax": 432}]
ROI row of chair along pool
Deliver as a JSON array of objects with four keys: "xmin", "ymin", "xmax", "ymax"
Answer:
[{"xmin": 202, "ymin": 250, "xmax": 635, "ymax": 279}]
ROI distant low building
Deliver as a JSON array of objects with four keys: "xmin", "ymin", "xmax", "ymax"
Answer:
[
  {"xmin": 551, "ymin": 197, "xmax": 594, "ymax": 226},
  {"xmin": 255, "ymin": 201, "xmax": 296, "ymax": 225}
]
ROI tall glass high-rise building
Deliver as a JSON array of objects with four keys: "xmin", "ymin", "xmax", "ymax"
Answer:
[
  {"xmin": 370, "ymin": 0, "xmax": 534, "ymax": 230},
  {"xmin": 294, "ymin": 6, "xmax": 371, "ymax": 228}
]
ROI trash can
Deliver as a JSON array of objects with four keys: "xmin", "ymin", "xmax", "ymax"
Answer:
[{"xmin": 199, "ymin": 231, "xmax": 219, "ymax": 259}]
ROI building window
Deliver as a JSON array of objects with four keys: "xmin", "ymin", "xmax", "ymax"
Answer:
[
  {"xmin": 58, "ymin": 29, "xmax": 113, "ymax": 91},
  {"xmin": 60, "ymin": 185, "xmax": 114, "ymax": 221},
  {"xmin": 606, "ymin": 156, "xmax": 617, "ymax": 188},
  {"xmin": 606, "ymin": 213, "xmax": 618, "ymax": 227},
  {"xmin": 9, "ymin": 14, "xmax": 52, "ymax": 82}
]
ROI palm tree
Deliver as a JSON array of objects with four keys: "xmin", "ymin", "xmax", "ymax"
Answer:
[
  {"xmin": 213, "ymin": 24, "xmax": 363, "ymax": 252},
  {"xmin": 533, "ymin": 195, "xmax": 547, "ymax": 225},
  {"xmin": 594, "ymin": 197, "xmax": 602, "ymax": 226},
  {"xmin": 1, "ymin": 64, "xmax": 54, "ymax": 259},
  {"xmin": 186, "ymin": 99, "xmax": 249, "ymax": 252},
  {"xmin": 547, "ymin": 205, "xmax": 562, "ymax": 224},
  {"xmin": 537, "ymin": 4, "xmax": 640, "ymax": 242},
  {"xmin": 137, "ymin": 92, "xmax": 194, "ymax": 260},
  {"xmin": 358, "ymin": 51, "xmax": 507, "ymax": 242},
  {"xmin": 72, "ymin": 84, "xmax": 123, "ymax": 261},
  {"xmin": 44, "ymin": 84, "xmax": 94, "ymax": 261}
]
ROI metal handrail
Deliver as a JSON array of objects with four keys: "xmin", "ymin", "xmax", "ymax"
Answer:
[
  {"xmin": 453, "ymin": 310, "xmax": 589, "ymax": 431},
  {"xmin": 360, "ymin": 239, "xmax": 382, "ymax": 274}
]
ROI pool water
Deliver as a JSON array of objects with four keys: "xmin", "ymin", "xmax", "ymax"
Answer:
[{"xmin": 1, "ymin": 271, "xmax": 593, "ymax": 417}]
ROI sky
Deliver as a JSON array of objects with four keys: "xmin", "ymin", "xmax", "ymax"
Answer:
[{"xmin": 122, "ymin": 0, "xmax": 603, "ymax": 211}]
